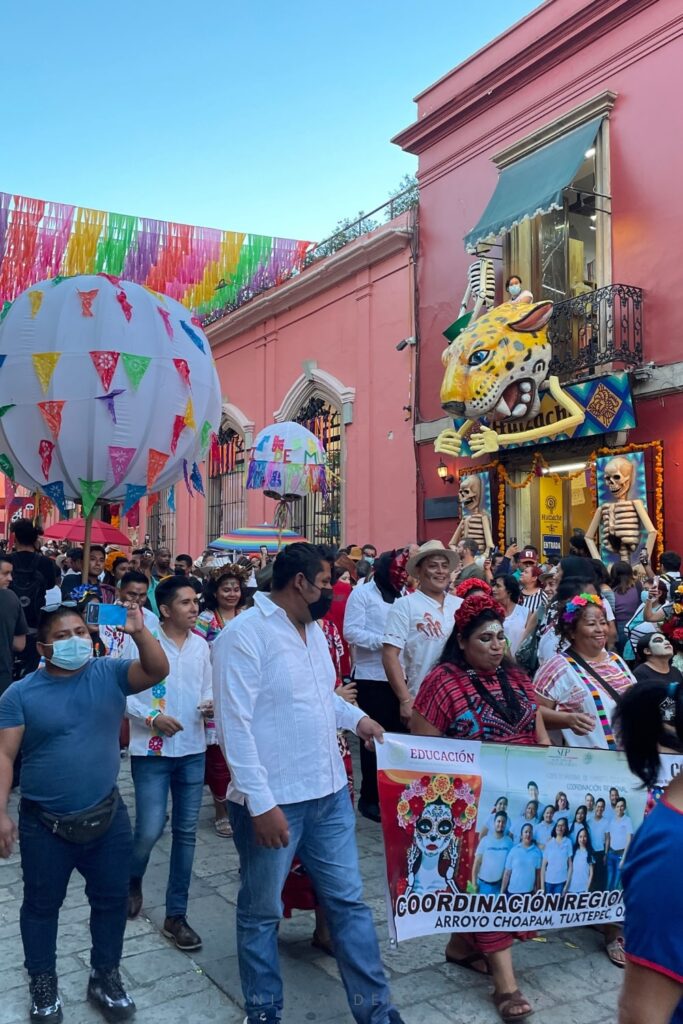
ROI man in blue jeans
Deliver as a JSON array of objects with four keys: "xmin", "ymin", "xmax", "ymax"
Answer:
[
  {"xmin": 0, "ymin": 603, "xmax": 168, "ymax": 1023},
  {"xmin": 213, "ymin": 543, "xmax": 405, "ymax": 1024},
  {"xmin": 126, "ymin": 575, "xmax": 212, "ymax": 951}
]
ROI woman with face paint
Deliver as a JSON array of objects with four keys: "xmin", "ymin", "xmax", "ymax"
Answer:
[
  {"xmin": 633, "ymin": 631, "xmax": 683, "ymax": 688},
  {"xmin": 412, "ymin": 594, "xmax": 549, "ymax": 1022}
]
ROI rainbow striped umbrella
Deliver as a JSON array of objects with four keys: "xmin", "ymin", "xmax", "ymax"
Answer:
[{"xmin": 208, "ymin": 526, "xmax": 307, "ymax": 555}]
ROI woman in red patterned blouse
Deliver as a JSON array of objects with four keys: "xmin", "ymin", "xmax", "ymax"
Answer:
[{"xmin": 412, "ymin": 594, "xmax": 549, "ymax": 1023}]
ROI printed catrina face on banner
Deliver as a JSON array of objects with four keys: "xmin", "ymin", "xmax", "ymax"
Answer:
[{"xmin": 414, "ymin": 801, "xmax": 455, "ymax": 858}]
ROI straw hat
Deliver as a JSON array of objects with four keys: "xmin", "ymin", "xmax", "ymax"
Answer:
[{"xmin": 407, "ymin": 540, "xmax": 459, "ymax": 576}]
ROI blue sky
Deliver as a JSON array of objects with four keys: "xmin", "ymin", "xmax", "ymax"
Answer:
[{"xmin": 3, "ymin": 0, "xmax": 538, "ymax": 241}]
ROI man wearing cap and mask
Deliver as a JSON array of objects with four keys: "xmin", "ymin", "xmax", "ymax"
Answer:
[
  {"xmin": 382, "ymin": 541, "xmax": 461, "ymax": 728},
  {"xmin": 212, "ymin": 542, "xmax": 405, "ymax": 1024}
]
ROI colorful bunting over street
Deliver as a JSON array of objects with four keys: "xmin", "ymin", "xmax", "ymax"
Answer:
[
  {"xmin": 78, "ymin": 478, "xmax": 105, "ymax": 518},
  {"xmin": 39, "ymin": 439, "xmax": 55, "ymax": 479},
  {"xmin": 123, "ymin": 483, "xmax": 146, "ymax": 516},
  {"xmin": 90, "ymin": 351, "xmax": 120, "ymax": 391},
  {"xmin": 38, "ymin": 400, "xmax": 65, "ymax": 440},
  {"xmin": 0, "ymin": 192, "xmax": 312, "ymax": 323},
  {"xmin": 43, "ymin": 480, "xmax": 67, "ymax": 515},
  {"xmin": 32, "ymin": 352, "xmax": 60, "ymax": 394},
  {"xmin": 147, "ymin": 448, "xmax": 169, "ymax": 490},
  {"xmin": 173, "ymin": 358, "xmax": 191, "ymax": 388},
  {"xmin": 120, "ymin": 352, "xmax": 150, "ymax": 391},
  {"xmin": 109, "ymin": 445, "xmax": 136, "ymax": 486}
]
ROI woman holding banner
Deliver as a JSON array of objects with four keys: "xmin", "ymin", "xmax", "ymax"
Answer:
[
  {"xmin": 613, "ymin": 678, "xmax": 683, "ymax": 1024},
  {"xmin": 412, "ymin": 593, "xmax": 549, "ymax": 1024}
]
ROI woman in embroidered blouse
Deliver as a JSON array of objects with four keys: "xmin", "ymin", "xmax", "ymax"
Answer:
[{"xmin": 412, "ymin": 594, "xmax": 549, "ymax": 1024}]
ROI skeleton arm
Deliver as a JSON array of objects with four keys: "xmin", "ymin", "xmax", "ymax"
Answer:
[
  {"xmin": 458, "ymin": 279, "xmax": 473, "ymax": 318},
  {"xmin": 468, "ymin": 376, "xmax": 586, "ymax": 456},
  {"xmin": 482, "ymin": 515, "xmax": 494, "ymax": 551},
  {"xmin": 633, "ymin": 499, "xmax": 658, "ymax": 559},
  {"xmin": 584, "ymin": 506, "xmax": 603, "ymax": 560},
  {"xmin": 434, "ymin": 420, "xmax": 476, "ymax": 457},
  {"xmin": 448, "ymin": 520, "xmax": 466, "ymax": 551}
]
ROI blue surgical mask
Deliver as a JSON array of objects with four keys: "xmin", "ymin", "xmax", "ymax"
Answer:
[
  {"xmin": 364, "ymin": 556, "xmax": 375, "ymax": 566},
  {"xmin": 47, "ymin": 636, "xmax": 93, "ymax": 671},
  {"xmin": 508, "ymin": 284, "xmax": 522, "ymax": 297}
]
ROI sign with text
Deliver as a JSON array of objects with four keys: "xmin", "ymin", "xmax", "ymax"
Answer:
[{"xmin": 376, "ymin": 734, "xmax": 678, "ymax": 942}]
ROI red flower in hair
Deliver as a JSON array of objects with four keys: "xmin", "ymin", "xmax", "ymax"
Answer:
[
  {"xmin": 454, "ymin": 594, "xmax": 505, "ymax": 633},
  {"xmin": 455, "ymin": 577, "xmax": 492, "ymax": 600}
]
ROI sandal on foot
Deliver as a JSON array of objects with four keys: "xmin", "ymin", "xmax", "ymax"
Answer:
[
  {"xmin": 493, "ymin": 989, "xmax": 533, "ymax": 1022},
  {"xmin": 606, "ymin": 935, "xmax": 626, "ymax": 968},
  {"xmin": 445, "ymin": 950, "xmax": 491, "ymax": 975},
  {"xmin": 311, "ymin": 930, "xmax": 335, "ymax": 957},
  {"xmin": 214, "ymin": 818, "xmax": 233, "ymax": 838}
]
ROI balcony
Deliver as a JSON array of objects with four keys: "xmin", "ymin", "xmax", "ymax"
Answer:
[{"xmin": 547, "ymin": 283, "xmax": 643, "ymax": 381}]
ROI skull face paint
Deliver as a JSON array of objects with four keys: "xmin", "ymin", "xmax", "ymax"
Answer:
[{"xmin": 604, "ymin": 456, "xmax": 635, "ymax": 501}]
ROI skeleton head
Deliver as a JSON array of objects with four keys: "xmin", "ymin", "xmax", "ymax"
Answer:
[
  {"xmin": 414, "ymin": 801, "xmax": 454, "ymax": 858},
  {"xmin": 459, "ymin": 475, "xmax": 482, "ymax": 514},
  {"xmin": 604, "ymin": 456, "xmax": 634, "ymax": 501}
]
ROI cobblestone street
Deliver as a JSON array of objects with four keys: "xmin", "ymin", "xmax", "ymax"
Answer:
[{"xmin": 1, "ymin": 747, "xmax": 623, "ymax": 1024}]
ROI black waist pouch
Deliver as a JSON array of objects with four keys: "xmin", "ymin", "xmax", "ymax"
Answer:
[{"xmin": 30, "ymin": 789, "xmax": 120, "ymax": 844}]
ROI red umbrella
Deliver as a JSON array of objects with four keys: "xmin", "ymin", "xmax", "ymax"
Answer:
[{"xmin": 43, "ymin": 517, "xmax": 132, "ymax": 547}]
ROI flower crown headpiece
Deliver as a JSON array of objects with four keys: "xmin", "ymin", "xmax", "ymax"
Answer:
[
  {"xmin": 562, "ymin": 592, "xmax": 602, "ymax": 623},
  {"xmin": 454, "ymin": 593, "xmax": 505, "ymax": 633},
  {"xmin": 66, "ymin": 583, "xmax": 102, "ymax": 607},
  {"xmin": 208, "ymin": 563, "xmax": 251, "ymax": 585},
  {"xmin": 455, "ymin": 577, "xmax": 492, "ymax": 600},
  {"xmin": 396, "ymin": 774, "xmax": 478, "ymax": 835}
]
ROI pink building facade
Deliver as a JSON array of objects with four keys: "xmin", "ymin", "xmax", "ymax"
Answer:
[
  {"xmin": 148, "ymin": 213, "xmax": 418, "ymax": 556},
  {"xmin": 393, "ymin": 0, "xmax": 683, "ymax": 555}
]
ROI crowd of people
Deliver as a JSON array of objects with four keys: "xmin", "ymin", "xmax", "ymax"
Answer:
[{"xmin": 0, "ymin": 519, "xmax": 681, "ymax": 1024}]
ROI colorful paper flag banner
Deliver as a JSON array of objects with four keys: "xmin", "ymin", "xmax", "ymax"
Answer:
[
  {"xmin": 39, "ymin": 439, "xmax": 55, "ymax": 480},
  {"xmin": 32, "ymin": 352, "xmax": 60, "ymax": 394},
  {"xmin": 167, "ymin": 485, "xmax": 176, "ymax": 512},
  {"xmin": 170, "ymin": 415, "xmax": 187, "ymax": 455},
  {"xmin": 123, "ymin": 483, "xmax": 146, "ymax": 516},
  {"xmin": 78, "ymin": 288, "xmax": 98, "ymax": 317},
  {"xmin": 90, "ymin": 350, "xmax": 120, "ymax": 392},
  {"xmin": 180, "ymin": 320, "xmax": 205, "ymax": 353},
  {"xmin": 0, "ymin": 404, "xmax": 15, "ymax": 418},
  {"xmin": 0, "ymin": 355, "xmax": 6, "ymax": 369},
  {"xmin": 116, "ymin": 288, "xmax": 133, "ymax": 321},
  {"xmin": 78, "ymin": 478, "xmax": 105, "ymax": 518},
  {"xmin": 182, "ymin": 459, "xmax": 193, "ymax": 497},
  {"xmin": 200, "ymin": 420, "xmax": 213, "ymax": 457},
  {"xmin": 0, "ymin": 453, "xmax": 15, "ymax": 480},
  {"xmin": 29, "ymin": 290, "xmax": 43, "ymax": 318},
  {"xmin": 210, "ymin": 431, "xmax": 220, "ymax": 461},
  {"xmin": 147, "ymin": 491, "xmax": 160, "ymax": 509},
  {"xmin": 147, "ymin": 448, "xmax": 169, "ymax": 490},
  {"xmin": 183, "ymin": 397, "xmax": 196, "ymax": 431},
  {"xmin": 109, "ymin": 445, "xmax": 136, "ymax": 486},
  {"xmin": 173, "ymin": 358, "xmax": 191, "ymax": 388},
  {"xmin": 120, "ymin": 352, "xmax": 150, "ymax": 391},
  {"xmin": 157, "ymin": 306, "xmax": 173, "ymax": 339},
  {"xmin": 0, "ymin": 302, "xmax": 11, "ymax": 322},
  {"xmin": 190, "ymin": 462, "xmax": 205, "ymax": 496},
  {"xmin": 95, "ymin": 389, "xmax": 125, "ymax": 423},
  {"xmin": 43, "ymin": 480, "xmax": 67, "ymax": 515},
  {"xmin": 38, "ymin": 400, "xmax": 65, "ymax": 440}
]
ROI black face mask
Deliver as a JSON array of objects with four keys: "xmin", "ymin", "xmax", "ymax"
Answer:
[{"xmin": 305, "ymin": 579, "xmax": 334, "ymax": 620}]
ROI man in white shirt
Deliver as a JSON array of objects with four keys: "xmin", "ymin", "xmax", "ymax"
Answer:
[
  {"xmin": 126, "ymin": 577, "xmax": 211, "ymax": 953},
  {"xmin": 100, "ymin": 571, "xmax": 161, "ymax": 658},
  {"xmin": 213, "ymin": 543, "xmax": 404, "ymax": 1024},
  {"xmin": 491, "ymin": 574, "xmax": 529, "ymax": 655},
  {"xmin": 382, "ymin": 540, "xmax": 460, "ymax": 726}
]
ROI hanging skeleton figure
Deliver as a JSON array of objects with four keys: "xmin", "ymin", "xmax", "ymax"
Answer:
[
  {"xmin": 448, "ymin": 474, "xmax": 493, "ymax": 553},
  {"xmin": 585, "ymin": 455, "xmax": 657, "ymax": 564},
  {"xmin": 459, "ymin": 258, "xmax": 496, "ymax": 321}
]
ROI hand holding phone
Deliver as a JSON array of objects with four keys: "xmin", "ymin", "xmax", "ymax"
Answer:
[{"xmin": 85, "ymin": 602, "xmax": 127, "ymax": 628}]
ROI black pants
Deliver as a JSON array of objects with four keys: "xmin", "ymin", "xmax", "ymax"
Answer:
[{"xmin": 356, "ymin": 679, "xmax": 405, "ymax": 805}]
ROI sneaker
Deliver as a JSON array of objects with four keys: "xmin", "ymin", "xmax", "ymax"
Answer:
[
  {"xmin": 29, "ymin": 972, "xmax": 62, "ymax": 1022},
  {"xmin": 357, "ymin": 797, "xmax": 382, "ymax": 823},
  {"xmin": 127, "ymin": 878, "xmax": 143, "ymax": 920},
  {"xmin": 162, "ymin": 915, "xmax": 202, "ymax": 951},
  {"xmin": 87, "ymin": 967, "xmax": 136, "ymax": 1021}
]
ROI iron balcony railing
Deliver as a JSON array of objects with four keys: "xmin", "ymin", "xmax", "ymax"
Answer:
[{"xmin": 547, "ymin": 283, "xmax": 643, "ymax": 381}]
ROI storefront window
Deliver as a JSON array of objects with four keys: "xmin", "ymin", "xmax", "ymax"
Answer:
[{"xmin": 206, "ymin": 426, "xmax": 246, "ymax": 541}]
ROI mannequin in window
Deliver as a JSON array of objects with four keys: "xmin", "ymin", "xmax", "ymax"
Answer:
[{"xmin": 506, "ymin": 274, "xmax": 534, "ymax": 304}]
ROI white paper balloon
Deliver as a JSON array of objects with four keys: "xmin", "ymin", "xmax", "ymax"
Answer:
[{"xmin": 0, "ymin": 274, "xmax": 221, "ymax": 512}]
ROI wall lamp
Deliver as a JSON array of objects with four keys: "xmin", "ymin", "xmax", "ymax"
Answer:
[{"xmin": 437, "ymin": 459, "xmax": 455, "ymax": 485}]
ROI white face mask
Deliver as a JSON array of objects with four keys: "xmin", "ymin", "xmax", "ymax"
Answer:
[
  {"xmin": 46, "ymin": 636, "xmax": 93, "ymax": 671},
  {"xmin": 508, "ymin": 284, "xmax": 522, "ymax": 297}
]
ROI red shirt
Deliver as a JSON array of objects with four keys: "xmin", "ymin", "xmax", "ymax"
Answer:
[{"xmin": 324, "ymin": 580, "xmax": 352, "ymax": 677}]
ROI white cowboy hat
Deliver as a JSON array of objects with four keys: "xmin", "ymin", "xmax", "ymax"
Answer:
[{"xmin": 407, "ymin": 540, "xmax": 459, "ymax": 576}]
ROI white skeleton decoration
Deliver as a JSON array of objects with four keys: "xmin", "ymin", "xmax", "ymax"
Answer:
[
  {"xmin": 585, "ymin": 455, "xmax": 657, "ymax": 564},
  {"xmin": 458, "ymin": 258, "xmax": 496, "ymax": 322},
  {"xmin": 448, "ymin": 474, "xmax": 494, "ymax": 554},
  {"xmin": 405, "ymin": 801, "xmax": 459, "ymax": 896}
]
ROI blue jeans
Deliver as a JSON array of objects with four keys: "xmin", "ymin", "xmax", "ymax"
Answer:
[
  {"xmin": 130, "ymin": 752, "xmax": 205, "ymax": 917},
  {"xmin": 545, "ymin": 881, "xmax": 565, "ymax": 894},
  {"xmin": 19, "ymin": 796, "xmax": 132, "ymax": 975},
  {"xmin": 229, "ymin": 786, "xmax": 396, "ymax": 1024},
  {"xmin": 478, "ymin": 879, "xmax": 502, "ymax": 895},
  {"xmin": 606, "ymin": 848, "xmax": 624, "ymax": 891}
]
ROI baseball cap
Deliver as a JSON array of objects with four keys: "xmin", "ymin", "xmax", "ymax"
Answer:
[{"xmin": 519, "ymin": 548, "xmax": 538, "ymax": 564}]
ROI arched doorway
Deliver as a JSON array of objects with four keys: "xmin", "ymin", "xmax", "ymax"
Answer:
[
  {"xmin": 206, "ymin": 417, "xmax": 247, "ymax": 540},
  {"xmin": 146, "ymin": 488, "xmax": 176, "ymax": 552},
  {"xmin": 290, "ymin": 396, "xmax": 342, "ymax": 546}
]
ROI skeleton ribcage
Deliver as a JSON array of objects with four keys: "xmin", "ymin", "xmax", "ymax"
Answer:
[{"xmin": 468, "ymin": 259, "xmax": 496, "ymax": 307}]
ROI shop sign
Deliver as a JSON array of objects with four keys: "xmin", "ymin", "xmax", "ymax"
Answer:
[
  {"xmin": 542, "ymin": 534, "xmax": 562, "ymax": 557},
  {"xmin": 539, "ymin": 475, "xmax": 563, "ymax": 557}
]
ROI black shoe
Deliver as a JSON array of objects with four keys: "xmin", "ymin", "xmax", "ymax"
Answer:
[
  {"xmin": 358, "ymin": 798, "xmax": 382, "ymax": 823},
  {"xmin": 127, "ymin": 877, "xmax": 142, "ymax": 920},
  {"xmin": 388, "ymin": 1012, "xmax": 406, "ymax": 1024},
  {"xmin": 29, "ymin": 971, "xmax": 63, "ymax": 1022},
  {"xmin": 87, "ymin": 967, "xmax": 136, "ymax": 1021},
  {"xmin": 162, "ymin": 915, "xmax": 202, "ymax": 951}
]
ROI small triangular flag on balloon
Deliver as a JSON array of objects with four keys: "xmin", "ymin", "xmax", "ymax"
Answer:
[
  {"xmin": 210, "ymin": 432, "xmax": 220, "ymax": 462},
  {"xmin": 43, "ymin": 480, "xmax": 67, "ymax": 516},
  {"xmin": 0, "ymin": 404, "xmax": 15, "ymax": 418},
  {"xmin": 167, "ymin": 485, "xmax": 176, "ymax": 512},
  {"xmin": 0, "ymin": 454, "xmax": 15, "ymax": 480},
  {"xmin": 121, "ymin": 353, "xmax": 151, "ymax": 391},
  {"xmin": 29, "ymin": 290, "xmax": 44, "ymax": 318},
  {"xmin": 147, "ymin": 491, "xmax": 160, "ymax": 510},
  {"xmin": 109, "ymin": 445, "xmax": 136, "ymax": 486},
  {"xmin": 78, "ymin": 289, "xmax": 98, "ymax": 317},
  {"xmin": 90, "ymin": 351, "xmax": 120, "ymax": 392},
  {"xmin": 123, "ymin": 483, "xmax": 146, "ymax": 516},
  {"xmin": 95, "ymin": 389, "xmax": 125, "ymax": 423},
  {"xmin": 32, "ymin": 353, "xmax": 60, "ymax": 394},
  {"xmin": 182, "ymin": 459, "xmax": 193, "ymax": 497},
  {"xmin": 147, "ymin": 449, "xmax": 169, "ymax": 490},
  {"xmin": 157, "ymin": 307, "xmax": 173, "ymax": 339},
  {"xmin": 39, "ymin": 440, "xmax": 55, "ymax": 480},
  {"xmin": 180, "ymin": 320, "xmax": 205, "ymax": 353},
  {"xmin": 38, "ymin": 400, "xmax": 65, "ymax": 440},
  {"xmin": 0, "ymin": 355, "xmax": 6, "ymax": 369},
  {"xmin": 0, "ymin": 302, "xmax": 11, "ymax": 323},
  {"xmin": 78, "ymin": 478, "xmax": 105, "ymax": 518},
  {"xmin": 200, "ymin": 420, "xmax": 212, "ymax": 457},
  {"xmin": 116, "ymin": 288, "xmax": 133, "ymax": 321},
  {"xmin": 183, "ymin": 398, "xmax": 196, "ymax": 431},
  {"xmin": 170, "ymin": 415, "xmax": 187, "ymax": 455},
  {"xmin": 190, "ymin": 462, "xmax": 205, "ymax": 496},
  {"xmin": 173, "ymin": 358, "xmax": 191, "ymax": 388}
]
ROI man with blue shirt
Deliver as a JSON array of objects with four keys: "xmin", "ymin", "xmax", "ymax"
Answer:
[
  {"xmin": 0, "ymin": 604, "xmax": 168, "ymax": 1024},
  {"xmin": 473, "ymin": 812, "xmax": 514, "ymax": 894}
]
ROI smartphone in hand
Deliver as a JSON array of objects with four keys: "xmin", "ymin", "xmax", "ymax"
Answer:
[{"xmin": 85, "ymin": 602, "xmax": 127, "ymax": 627}]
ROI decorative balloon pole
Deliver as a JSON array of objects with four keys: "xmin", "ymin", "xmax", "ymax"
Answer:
[{"xmin": 0, "ymin": 274, "xmax": 221, "ymax": 582}]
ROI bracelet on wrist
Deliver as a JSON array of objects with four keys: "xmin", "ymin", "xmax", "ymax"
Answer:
[
  {"xmin": 145, "ymin": 709, "xmax": 162, "ymax": 728},
  {"xmin": 400, "ymin": 698, "xmax": 412, "ymax": 704}
]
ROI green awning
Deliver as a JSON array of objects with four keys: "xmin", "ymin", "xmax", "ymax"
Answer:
[{"xmin": 464, "ymin": 116, "xmax": 603, "ymax": 250}]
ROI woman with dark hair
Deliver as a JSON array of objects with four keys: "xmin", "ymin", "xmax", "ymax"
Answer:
[
  {"xmin": 569, "ymin": 804, "xmax": 588, "ymax": 838},
  {"xmin": 591, "ymin": 558, "xmax": 616, "ymax": 615},
  {"xmin": 535, "ymin": 804, "xmax": 556, "ymax": 849},
  {"xmin": 588, "ymin": 798, "xmax": 609, "ymax": 890},
  {"xmin": 612, "ymin": 681, "xmax": 683, "ymax": 1023},
  {"xmin": 634, "ymin": 631, "xmax": 683, "ymax": 687},
  {"xmin": 553, "ymin": 791, "xmax": 571, "ymax": 822},
  {"xmin": 194, "ymin": 564, "xmax": 250, "ymax": 837},
  {"xmin": 610, "ymin": 561, "xmax": 642, "ymax": 654},
  {"xmin": 568, "ymin": 826, "xmax": 595, "ymax": 893},
  {"xmin": 541, "ymin": 817, "xmax": 572, "ymax": 893},
  {"xmin": 505, "ymin": 274, "xmax": 533, "ymax": 303},
  {"xmin": 623, "ymin": 579, "xmax": 669, "ymax": 661},
  {"xmin": 412, "ymin": 594, "xmax": 549, "ymax": 1022}
]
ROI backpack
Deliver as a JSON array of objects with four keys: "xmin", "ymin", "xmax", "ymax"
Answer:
[{"xmin": 10, "ymin": 554, "xmax": 46, "ymax": 629}]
